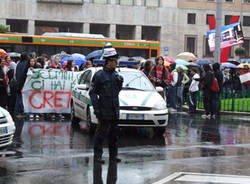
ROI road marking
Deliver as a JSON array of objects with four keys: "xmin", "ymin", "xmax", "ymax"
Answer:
[{"xmin": 152, "ymin": 172, "xmax": 250, "ymax": 184}]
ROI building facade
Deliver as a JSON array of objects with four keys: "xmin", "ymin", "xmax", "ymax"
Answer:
[{"xmin": 1, "ymin": 0, "xmax": 250, "ymax": 59}]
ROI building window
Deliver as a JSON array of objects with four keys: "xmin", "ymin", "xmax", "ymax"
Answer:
[
  {"xmin": 243, "ymin": 16, "xmax": 250, "ymax": 26},
  {"xmin": 187, "ymin": 13, "xmax": 196, "ymax": 24},
  {"xmin": 144, "ymin": 0, "xmax": 160, "ymax": 7},
  {"xmin": 204, "ymin": 36, "xmax": 213, "ymax": 57},
  {"xmin": 242, "ymin": 39, "xmax": 250, "ymax": 57},
  {"xmin": 207, "ymin": 0, "xmax": 215, "ymax": 2},
  {"xmin": 37, "ymin": 0, "xmax": 83, "ymax": 4},
  {"xmin": 6, "ymin": 19, "xmax": 28, "ymax": 33},
  {"xmin": 93, "ymin": 0, "xmax": 107, "ymax": 4},
  {"xmin": 185, "ymin": 35, "xmax": 197, "ymax": 55},
  {"xmin": 244, "ymin": 0, "xmax": 250, "ymax": 3},
  {"xmin": 225, "ymin": 15, "xmax": 232, "ymax": 25},
  {"xmin": 119, "ymin": 0, "xmax": 134, "ymax": 5},
  {"xmin": 206, "ymin": 14, "xmax": 214, "ymax": 25},
  {"xmin": 225, "ymin": 0, "xmax": 233, "ymax": 2}
]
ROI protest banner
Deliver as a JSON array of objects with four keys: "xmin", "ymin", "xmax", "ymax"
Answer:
[
  {"xmin": 22, "ymin": 69, "xmax": 82, "ymax": 113},
  {"xmin": 207, "ymin": 22, "xmax": 244, "ymax": 52}
]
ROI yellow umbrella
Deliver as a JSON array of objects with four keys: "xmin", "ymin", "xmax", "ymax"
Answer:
[
  {"xmin": 164, "ymin": 61, "xmax": 170, "ymax": 67},
  {"xmin": 237, "ymin": 63, "xmax": 250, "ymax": 68}
]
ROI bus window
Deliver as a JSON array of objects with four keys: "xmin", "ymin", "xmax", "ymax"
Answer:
[{"xmin": 151, "ymin": 50, "xmax": 157, "ymax": 57}]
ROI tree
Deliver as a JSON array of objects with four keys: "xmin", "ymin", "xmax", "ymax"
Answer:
[
  {"xmin": 235, "ymin": 47, "xmax": 246, "ymax": 59},
  {"xmin": 0, "ymin": 24, "xmax": 10, "ymax": 33}
]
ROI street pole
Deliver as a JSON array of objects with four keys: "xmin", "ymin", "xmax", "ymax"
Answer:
[
  {"xmin": 214, "ymin": 0, "xmax": 222, "ymax": 63},
  {"xmin": 240, "ymin": 0, "xmax": 243, "ymax": 23}
]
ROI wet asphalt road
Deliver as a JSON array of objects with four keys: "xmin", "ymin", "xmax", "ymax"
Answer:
[{"xmin": 0, "ymin": 112, "xmax": 250, "ymax": 184}]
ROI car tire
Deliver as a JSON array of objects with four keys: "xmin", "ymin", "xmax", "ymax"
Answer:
[
  {"xmin": 87, "ymin": 107, "xmax": 96, "ymax": 135},
  {"xmin": 71, "ymin": 101, "xmax": 80, "ymax": 125}
]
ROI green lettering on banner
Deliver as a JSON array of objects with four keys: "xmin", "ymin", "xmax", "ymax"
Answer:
[
  {"xmin": 31, "ymin": 80, "xmax": 44, "ymax": 90},
  {"xmin": 51, "ymin": 80, "xmax": 66, "ymax": 91},
  {"xmin": 31, "ymin": 70, "xmax": 40, "ymax": 79}
]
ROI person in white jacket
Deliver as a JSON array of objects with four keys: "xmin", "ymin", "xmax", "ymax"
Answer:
[{"xmin": 189, "ymin": 68, "xmax": 200, "ymax": 114}]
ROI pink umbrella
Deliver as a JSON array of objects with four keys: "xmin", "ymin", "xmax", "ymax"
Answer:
[{"xmin": 164, "ymin": 56, "xmax": 175, "ymax": 64}]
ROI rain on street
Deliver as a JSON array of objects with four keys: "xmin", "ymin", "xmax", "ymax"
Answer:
[{"xmin": 0, "ymin": 113, "xmax": 250, "ymax": 184}]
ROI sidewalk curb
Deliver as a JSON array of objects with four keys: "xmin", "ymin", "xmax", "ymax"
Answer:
[{"xmin": 182, "ymin": 105, "xmax": 250, "ymax": 116}]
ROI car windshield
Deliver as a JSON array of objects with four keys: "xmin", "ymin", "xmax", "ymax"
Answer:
[{"xmin": 119, "ymin": 71, "xmax": 155, "ymax": 91}]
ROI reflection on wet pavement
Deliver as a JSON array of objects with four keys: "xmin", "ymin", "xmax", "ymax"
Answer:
[{"xmin": 0, "ymin": 114, "xmax": 249, "ymax": 183}]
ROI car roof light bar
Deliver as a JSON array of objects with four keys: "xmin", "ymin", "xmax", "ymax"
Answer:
[{"xmin": 93, "ymin": 59, "xmax": 137, "ymax": 67}]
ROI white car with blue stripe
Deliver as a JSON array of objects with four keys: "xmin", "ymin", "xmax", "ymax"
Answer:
[
  {"xmin": 0, "ymin": 107, "xmax": 15, "ymax": 149},
  {"xmin": 71, "ymin": 67, "xmax": 168, "ymax": 131}
]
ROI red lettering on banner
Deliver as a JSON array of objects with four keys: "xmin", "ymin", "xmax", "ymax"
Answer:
[
  {"xmin": 44, "ymin": 91, "xmax": 54, "ymax": 108},
  {"xmin": 28, "ymin": 90, "xmax": 72, "ymax": 109},
  {"xmin": 29, "ymin": 91, "xmax": 43, "ymax": 109}
]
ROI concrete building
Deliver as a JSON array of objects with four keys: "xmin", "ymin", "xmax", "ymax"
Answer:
[{"xmin": 1, "ymin": 0, "xmax": 250, "ymax": 59}]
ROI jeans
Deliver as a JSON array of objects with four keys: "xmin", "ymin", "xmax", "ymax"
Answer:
[
  {"xmin": 168, "ymin": 86, "xmax": 177, "ymax": 109},
  {"xmin": 177, "ymin": 85, "xmax": 184, "ymax": 105}
]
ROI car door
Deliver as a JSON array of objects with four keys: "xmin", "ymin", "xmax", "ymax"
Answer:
[{"xmin": 74, "ymin": 70, "xmax": 91, "ymax": 119}]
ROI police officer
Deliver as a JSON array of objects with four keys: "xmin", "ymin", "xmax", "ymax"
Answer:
[{"xmin": 89, "ymin": 47, "xmax": 123, "ymax": 165}]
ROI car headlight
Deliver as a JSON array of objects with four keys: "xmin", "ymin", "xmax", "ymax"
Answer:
[{"xmin": 152, "ymin": 101, "xmax": 167, "ymax": 110}]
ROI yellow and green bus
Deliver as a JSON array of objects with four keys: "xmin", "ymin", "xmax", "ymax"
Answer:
[{"xmin": 0, "ymin": 33, "xmax": 160, "ymax": 58}]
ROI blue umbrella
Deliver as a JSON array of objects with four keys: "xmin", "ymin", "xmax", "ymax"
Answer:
[
  {"xmin": 60, "ymin": 56, "xmax": 86, "ymax": 66},
  {"xmin": 221, "ymin": 62, "xmax": 237, "ymax": 68},
  {"xmin": 175, "ymin": 59, "xmax": 189, "ymax": 65},
  {"xmin": 86, "ymin": 50, "xmax": 103, "ymax": 60},
  {"xmin": 188, "ymin": 62, "xmax": 200, "ymax": 67},
  {"xmin": 239, "ymin": 58, "xmax": 250, "ymax": 64},
  {"xmin": 196, "ymin": 59, "xmax": 212, "ymax": 65}
]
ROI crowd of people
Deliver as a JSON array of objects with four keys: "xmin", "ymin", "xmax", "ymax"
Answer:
[
  {"xmin": 139, "ymin": 56, "xmax": 249, "ymax": 119},
  {"xmin": 0, "ymin": 50, "xmax": 249, "ymax": 120}
]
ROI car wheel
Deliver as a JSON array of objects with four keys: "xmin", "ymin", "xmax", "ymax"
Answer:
[
  {"xmin": 87, "ymin": 107, "xmax": 96, "ymax": 135},
  {"xmin": 71, "ymin": 101, "xmax": 80, "ymax": 125}
]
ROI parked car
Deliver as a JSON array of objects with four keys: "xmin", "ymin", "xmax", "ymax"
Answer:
[
  {"xmin": 0, "ymin": 107, "xmax": 16, "ymax": 149},
  {"xmin": 71, "ymin": 67, "xmax": 168, "ymax": 133}
]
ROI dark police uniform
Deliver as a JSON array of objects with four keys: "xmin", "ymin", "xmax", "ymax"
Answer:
[{"xmin": 89, "ymin": 66, "xmax": 123, "ymax": 163}]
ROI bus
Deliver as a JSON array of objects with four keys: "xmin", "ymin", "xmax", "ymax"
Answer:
[{"xmin": 0, "ymin": 32, "xmax": 160, "ymax": 58}]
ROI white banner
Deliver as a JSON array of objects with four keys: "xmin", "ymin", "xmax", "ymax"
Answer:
[{"xmin": 22, "ymin": 69, "xmax": 82, "ymax": 113}]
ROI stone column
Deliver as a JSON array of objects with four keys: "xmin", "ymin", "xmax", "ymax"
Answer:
[
  {"xmin": 28, "ymin": 20, "xmax": 35, "ymax": 35},
  {"xmin": 110, "ymin": 0, "xmax": 116, "ymax": 5},
  {"xmin": 109, "ymin": 24, "xmax": 116, "ymax": 39},
  {"xmin": 135, "ymin": 25, "xmax": 142, "ymax": 40},
  {"xmin": 83, "ymin": 22, "xmax": 90, "ymax": 34}
]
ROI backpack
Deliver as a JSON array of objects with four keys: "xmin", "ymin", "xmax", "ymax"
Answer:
[{"xmin": 210, "ymin": 77, "xmax": 219, "ymax": 92}]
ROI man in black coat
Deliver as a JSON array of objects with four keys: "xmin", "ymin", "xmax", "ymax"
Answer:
[
  {"xmin": 201, "ymin": 64, "xmax": 215, "ymax": 118},
  {"xmin": 89, "ymin": 47, "xmax": 123, "ymax": 167}
]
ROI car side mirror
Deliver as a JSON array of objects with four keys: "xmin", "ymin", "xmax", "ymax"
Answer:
[
  {"xmin": 77, "ymin": 84, "xmax": 89, "ymax": 90},
  {"xmin": 156, "ymin": 86, "xmax": 164, "ymax": 92}
]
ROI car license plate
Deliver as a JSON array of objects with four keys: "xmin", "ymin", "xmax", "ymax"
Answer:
[
  {"xmin": 0, "ymin": 127, "xmax": 7, "ymax": 134},
  {"xmin": 126, "ymin": 114, "xmax": 144, "ymax": 120}
]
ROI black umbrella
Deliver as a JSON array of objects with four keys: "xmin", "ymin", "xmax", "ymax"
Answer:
[{"xmin": 227, "ymin": 60, "xmax": 240, "ymax": 66}]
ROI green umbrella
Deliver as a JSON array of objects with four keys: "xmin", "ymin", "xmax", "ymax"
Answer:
[{"xmin": 176, "ymin": 64, "xmax": 188, "ymax": 70}]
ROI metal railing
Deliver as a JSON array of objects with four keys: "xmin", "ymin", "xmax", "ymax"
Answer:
[{"xmin": 196, "ymin": 89, "xmax": 250, "ymax": 112}]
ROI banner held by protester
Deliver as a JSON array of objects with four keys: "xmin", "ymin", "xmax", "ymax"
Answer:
[{"xmin": 22, "ymin": 69, "xmax": 81, "ymax": 113}]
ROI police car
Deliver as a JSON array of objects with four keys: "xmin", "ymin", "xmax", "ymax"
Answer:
[
  {"xmin": 0, "ymin": 107, "xmax": 16, "ymax": 149},
  {"xmin": 71, "ymin": 65, "xmax": 168, "ymax": 132}
]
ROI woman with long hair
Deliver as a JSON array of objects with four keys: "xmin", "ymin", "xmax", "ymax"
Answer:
[{"xmin": 64, "ymin": 60, "xmax": 78, "ymax": 71}]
